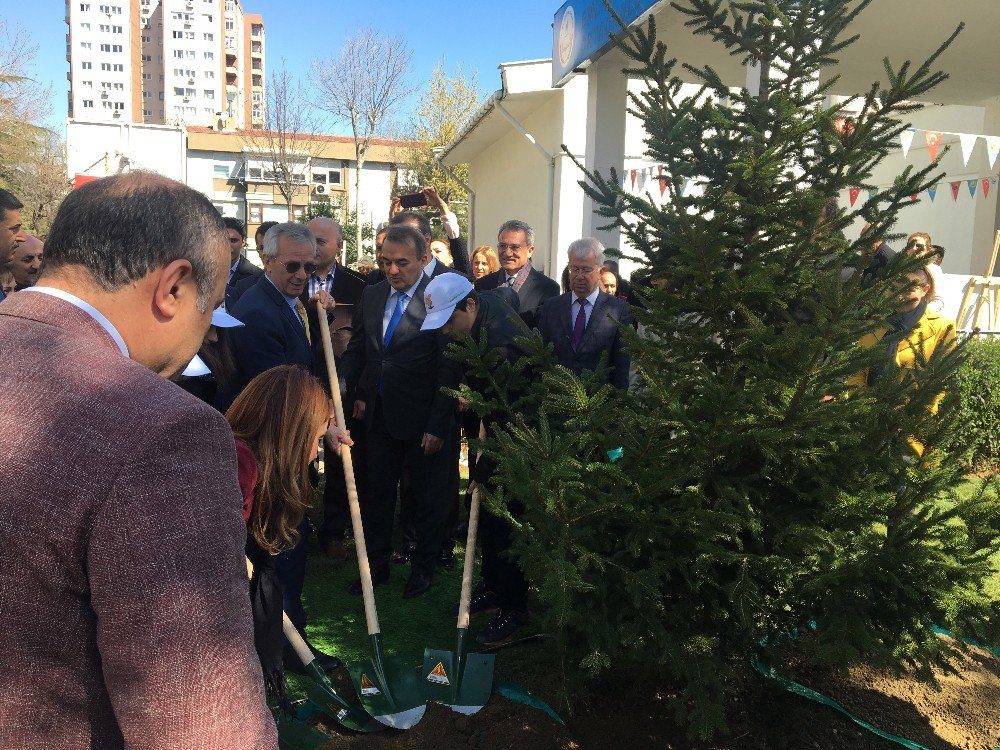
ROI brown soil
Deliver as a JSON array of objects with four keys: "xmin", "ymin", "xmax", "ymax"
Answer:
[{"xmin": 307, "ymin": 640, "xmax": 1000, "ymax": 750}]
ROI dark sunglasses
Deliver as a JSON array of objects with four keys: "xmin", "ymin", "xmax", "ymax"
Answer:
[{"xmin": 282, "ymin": 261, "xmax": 317, "ymax": 274}]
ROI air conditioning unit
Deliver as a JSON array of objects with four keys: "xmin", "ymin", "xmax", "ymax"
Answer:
[
  {"xmin": 188, "ymin": 78, "xmax": 195, "ymax": 84},
  {"xmin": 101, "ymin": 91, "xmax": 109, "ymax": 98},
  {"xmin": 314, "ymin": 184, "xmax": 329, "ymax": 195},
  {"xmin": 182, "ymin": 96, "xmax": 190, "ymax": 102},
  {"xmin": 184, "ymin": 21, "xmax": 191, "ymax": 28}
]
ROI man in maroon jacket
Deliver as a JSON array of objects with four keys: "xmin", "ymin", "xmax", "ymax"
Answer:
[{"xmin": 0, "ymin": 173, "xmax": 277, "ymax": 749}]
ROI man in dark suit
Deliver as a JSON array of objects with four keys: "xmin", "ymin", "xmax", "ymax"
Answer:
[
  {"xmin": 475, "ymin": 219, "xmax": 560, "ymax": 329},
  {"xmin": 538, "ymin": 238, "xmax": 633, "ymax": 390},
  {"xmin": 341, "ymin": 224, "xmax": 461, "ymax": 599},
  {"xmin": 223, "ymin": 217, "xmax": 263, "ymax": 310},
  {"xmin": 390, "ymin": 209, "xmax": 471, "ymax": 280},
  {"xmin": 225, "ymin": 222, "xmax": 340, "ymax": 674},
  {"xmin": 304, "ymin": 217, "xmax": 369, "ymax": 562},
  {"xmin": 0, "ymin": 173, "xmax": 275, "ymax": 748}
]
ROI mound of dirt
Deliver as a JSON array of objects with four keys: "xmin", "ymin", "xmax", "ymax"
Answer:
[{"xmin": 306, "ymin": 641, "xmax": 999, "ymax": 750}]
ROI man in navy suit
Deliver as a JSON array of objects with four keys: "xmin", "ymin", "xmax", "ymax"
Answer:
[
  {"xmin": 341, "ymin": 224, "xmax": 461, "ymax": 599},
  {"xmin": 224, "ymin": 222, "xmax": 340, "ymax": 674},
  {"xmin": 474, "ymin": 219, "xmax": 560, "ymax": 329},
  {"xmin": 538, "ymin": 238, "xmax": 633, "ymax": 390},
  {"xmin": 223, "ymin": 218, "xmax": 263, "ymax": 310}
]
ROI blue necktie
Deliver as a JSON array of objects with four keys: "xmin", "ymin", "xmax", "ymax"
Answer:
[
  {"xmin": 378, "ymin": 292, "xmax": 407, "ymax": 394},
  {"xmin": 383, "ymin": 292, "xmax": 407, "ymax": 349}
]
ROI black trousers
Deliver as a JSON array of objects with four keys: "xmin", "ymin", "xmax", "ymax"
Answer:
[
  {"xmin": 365, "ymin": 398, "xmax": 451, "ymax": 574},
  {"xmin": 479, "ymin": 495, "xmax": 528, "ymax": 612},
  {"xmin": 319, "ymin": 412, "xmax": 367, "ymax": 546}
]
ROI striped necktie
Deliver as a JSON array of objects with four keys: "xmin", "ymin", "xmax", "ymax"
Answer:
[{"xmin": 294, "ymin": 298, "xmax": 311, "ymax": 344}]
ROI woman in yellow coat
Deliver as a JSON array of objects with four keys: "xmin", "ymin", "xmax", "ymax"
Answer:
[{"xmin": 848, "ymin": 266, "xmax": 956, "ymax": 455}]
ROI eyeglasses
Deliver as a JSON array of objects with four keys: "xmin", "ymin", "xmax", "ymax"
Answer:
[
  {"xmin": 282, "ymin": 261, "xmax": 317, "ymax": 274},
  {"xmin": 568, "ymin": 266, "xmax": 597, "ymax": 276},
  {"xmin": 497, "ymin": 243, "xmax": 526, "ymax": 252}
]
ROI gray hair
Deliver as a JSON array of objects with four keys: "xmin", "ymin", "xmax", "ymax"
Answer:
[
  {"xmin": 262, "ymin": 222, "xmax": 317, "ymax": 259},
  {"xmin": 567, "ymin": 237, "xmax": 605, "ymax": 268},
  {"xmin": 497, "ymin": 219, "xmax": 534, "ymax": 247}
]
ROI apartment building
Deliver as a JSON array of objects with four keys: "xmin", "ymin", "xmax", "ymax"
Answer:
[{"xmin": 65, "ymin": 0, "xmax": 264, "ymax": 129}]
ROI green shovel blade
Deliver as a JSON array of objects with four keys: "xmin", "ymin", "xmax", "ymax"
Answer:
[
  {"xmin": 422, "ymin": 644, "xmax": 495, "ymax": 715},
  {"xmin": 301, "ymin": 662, "xmax": 384, "ymax": 733},
  {"xmin": 347, "ymin": 635, "xmax": 427, "ymax": 729}
]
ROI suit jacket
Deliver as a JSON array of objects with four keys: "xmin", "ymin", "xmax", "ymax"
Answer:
[
  {"xmin": 0, "ymin": 292, "xmax": 275, "ymax": 750},
  {"xmin": 475, "ymin": 265, "xmax": 560, "ymax": 329},
  {"xmin": 300, "ymin": 263, "xmax": 368, "ymax": 390},
  {"xmin": 225, "ymin": 255, "xmax": 264, "ymax": 309},
  {"xmin": 538, "ymin": 290, "xmax": 633, "ymax": 389},
  {"xmin": 220, "ymin": 275, "xmax": 315, "ymax": 409},
  {"xmin": 341, "ymin": 275, "xmax": 460, "ymax": 442}
]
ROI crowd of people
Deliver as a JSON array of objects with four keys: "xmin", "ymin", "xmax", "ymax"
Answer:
[{"xmin": 0, "ymin": 175, "xmax": 956, "ymax": 747}]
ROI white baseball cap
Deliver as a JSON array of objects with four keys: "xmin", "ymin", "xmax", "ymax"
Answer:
[
  {"xmin": 420, "ymin": 274, "xmax": 475, "ymax": 331},
  {"xmin": 181, "ymin": 306, "xmax": 244, "ymax": 377}
]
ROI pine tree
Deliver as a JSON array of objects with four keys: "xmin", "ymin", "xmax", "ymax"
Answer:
[{"xmin": 451, "ymin": 0, "xmax": 1000, "ymax": 739}]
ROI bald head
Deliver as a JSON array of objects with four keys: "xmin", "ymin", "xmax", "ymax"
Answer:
[
  {"xmin": 10, "ymin": 234, "xmax": 42, "ymax": 288},
  {"xmin": 307, "ymin": 217, "xmax": 343, "ymax": 271}
]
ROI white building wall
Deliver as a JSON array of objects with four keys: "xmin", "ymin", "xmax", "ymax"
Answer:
[
  {"xmin": 66, "ymin": 120, "xmax": 186, "ymax": 181},
  {"xmin": 346, "ymin": 162, "xmax": 394, "ymax": 233},
  {"xmin": 67, "ymin": 0, "xmax": 133, "ymax": 123}
]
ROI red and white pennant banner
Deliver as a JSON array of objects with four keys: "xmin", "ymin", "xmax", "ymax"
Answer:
[
  {"xmin": 846, "ymin": 176, "xmax": 999, "ymax": 206},
  {"xmin": 901, "ymin": 127, "xmax": 1000, "ymax": 170}
]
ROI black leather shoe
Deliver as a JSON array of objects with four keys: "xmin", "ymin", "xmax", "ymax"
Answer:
[
  {"xmin": 392, "ymin": 541, "xmax": 418, "ymax": 565},
  {"xmin": 403, "ymin": 570, "xmax": 433, "ymax": 599},
  {"xmin": 439, "ymin": 546, "xmax": 455, "ymax": 570},
  {"xmin": 349, "ymin": 566, "xmax": 389, "ymax": 596},
  {"xmin": 283, "ymin": 641, "xmax": 342, "ymax": 674}
]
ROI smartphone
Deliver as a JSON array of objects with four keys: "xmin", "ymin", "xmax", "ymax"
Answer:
[{"xmin": 399, "ymin": 192, "xmax": 428, "ymax": 209}]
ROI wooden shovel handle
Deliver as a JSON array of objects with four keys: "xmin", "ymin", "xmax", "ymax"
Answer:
[
  {"xmin": 317, "ymin": 303, "xmax": 380, "ymax": 637},
  {"xmin": 245, "ymin": 557, "xmax": 315, "ymax": 667},
  {"xmin": 457, "ymin": 424, "xmax": 488, "ymax": 630}
]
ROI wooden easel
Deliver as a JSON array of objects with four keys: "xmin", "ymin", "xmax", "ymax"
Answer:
[{"xmin": 956, "ymin": 230, "xmax": 1000, "ymax": 333}]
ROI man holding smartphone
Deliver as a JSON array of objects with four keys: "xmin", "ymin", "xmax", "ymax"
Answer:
[{"xmin": 391, "ymin": 185, "xmax": 471, "ymax": 276}]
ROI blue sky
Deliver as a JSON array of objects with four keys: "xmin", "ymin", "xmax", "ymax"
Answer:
[{"xmin": 10, "ymin": 0, "xmax": 558, "ymax": 134}]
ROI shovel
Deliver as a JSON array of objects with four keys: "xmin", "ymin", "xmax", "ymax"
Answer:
[
  {"xmin": 422, "ymin": 479, "xmax": 495, "ymax": 713},
  {"xmin": 317, "ymin": 303, "xmax": 427, "ymax": 729},
  {"xmin": 245, "ymin": 558, "xmax": 382, "ymax": 733}
]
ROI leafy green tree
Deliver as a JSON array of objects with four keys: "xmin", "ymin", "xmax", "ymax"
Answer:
[
  {"xmin": 450, "ymin": 0, "xmax": 1000, "ymax": 739},
  {"xmin": 404, "ymin": 63, "xmax": 480, "ymax": 233}
]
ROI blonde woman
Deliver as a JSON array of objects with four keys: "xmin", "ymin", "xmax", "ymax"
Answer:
[{"xmin": 470, "ymin": 245, "xmax": 500, "ymax": 280}]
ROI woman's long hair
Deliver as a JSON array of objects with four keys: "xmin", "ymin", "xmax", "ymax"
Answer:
[
  {"xmin": 470, "ymin": 245, "xmax": 500, "ymax": 278},
  {"xmin": 226, "ymin": 365, "xmax": 329, "ymax": 555}
]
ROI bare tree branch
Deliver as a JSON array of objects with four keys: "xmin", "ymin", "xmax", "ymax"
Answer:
[{"xmin": 311, "ymin": 28, "xmax": 414, "ymax": 252}]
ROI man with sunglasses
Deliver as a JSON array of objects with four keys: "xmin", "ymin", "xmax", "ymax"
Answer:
[
  {"xmin": 474, "ymin": 219, "xmax": 559, "ymax": 329},
  {"xmin": 222, "ymin": 222, "xmax": 340, "ymax": 676}
]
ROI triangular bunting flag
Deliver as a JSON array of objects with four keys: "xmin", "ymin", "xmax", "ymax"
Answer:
[
  {"xmin": 983, "ymin": 178, "xmax": 991, "ymax": 198},
  {"xmin": 950, "ymin": 181, "xmax": 962, "ymax": 201},
  {"xmin": 900, "ymin": 129, "xmax": 916, "ymax": 158},
  {"xmin": 658, "ymin": 165, "xmax": 666, "ymax": 198},
  {"xmin": 926, "ymin": 131, "xmax": 943, "ymax": 162},
  {"xmin": 682, "ymin": 178, "xmax": 692, "ymax": 197},
  {"xmin": 987, "ymin": 137, "xmax": 1000, "ymax": 169},
  {"xmin": 630, "ymin": 170, "xmax": 637, "ymax": 190},
  {"xmin": 967, "ymin": 179, "xmax": 978, "ymax": 198},
  {"xmin": 959, "ymin": 133, "xmax": 978, "ymax": 167},
  {"xmin": 927, "ymin": 184, "xmax": 938, "ymax": 202},
  {"xmin": 637, "ymin": 170, "xmax": 647, "ymax": 190},
  {"xmin": 848, "ymin": 186, "xmax": 861, "ymax": 207}
]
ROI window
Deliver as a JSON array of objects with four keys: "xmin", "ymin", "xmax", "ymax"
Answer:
[
  {"xmin": 143, "ymin": 108, "xmax": 152, "ymax": 116},
  {"xmin": 142, "ymin": 35, "xmax": 151, "ymax": 42},
  {"xmin": 113, "ymin": 101, "xmax": 125, "ymax": 110},
  {"xmin": 80, "ymin": 22, "xmax": 91, "ymax": 30},
  {"xmin": 82, "ymin": 99, "xmax": 94, "ymax": 107},
  {"xmin": 204, "ymin": 70, "xmax": 215, "ymax": 79},
  {"xmin": 248, "ymin": 203, "xmax": 262, "ymax": 223},
  {"xmin": 185, "ymin": 31, "xmax": 195, "ymax": 39},
  {"xmin": 173, "ymin": 50, "xmax": 184, "ymax": 58},
  {"xmin": 291, "ymin": 206, "xmax": 306, "ymax": 222},
  {"xmin": 203, "ymin": 32, "xmax": 214, "ymax": 41},
  {"xmin": 81, "ymin": 61, "xmax": 92, "ymax": 69},
  {"xmin": 312, "ymin": 171, "xmax": 327, "ymax": 184},
  {"xmin": 158, "ymin": 92, "xmax": 164, "ymax": 100},
  {"xmin": 141, "ymin": 54, "xmax": 151, "ymax": 61},
  {"xmin": 174, "ymin": 86, "xmax": 184, "ymax": 96},
  {"xmin": 99, "ymin": 44, "xmax": 122, "ymax": 52},
  {"xmin": 225, "ymin": 19, "xmax": 234, "ymax": 30},
  {"xmin": 171, "ymin": 11, "xmax": 182, "ymax": 20},
  {"xmin": 114, "ymin": 63, "xmax": 123, "ymax": 71},
  {"xmin": 172, "ymin": 30, "xmax": 183, "ymax": 38},
  {"xmin": 82, "ymin": 80, "xmax": 93, "ymax": 88},
  {"xmin": 214, "ymin": 164, "xmax": 229, "ymax": 177},
  {"xmin": 203, "ymin": 51, "xmax": 214, "ymax": 60},
  {"xmin": 328, "ymin": 170, "xmax": 342, "ymax": 186},
  {"xmin": 225, "ymin": 35, "xmax": 235, "ymax": 49},
  {"xmin": 142, "ymin": 91, "xmax": 151, "ymax": 98},
  {"xmin": 80, "ymin": 3, "xmax": 90, "ymax": 9},
  {"xmin": 202, "ymin": 14, "xmax": 213, "ymax": 22},
  {"xmin": 203, "ymin": 89, "xmax": 214, "ymax": 99},
  {"xmin": 186, "ymin": 87, "xmax": 196, "ymax": 97},
  {"xmin": 80, "ymin": 42, "xmax": 92, "ymax": 49},
  {"xmin": 142, "ymin": 72, "xmax": 151, "ymax": 80},
  {"xmin": 225, "ymin": 0, "xmax": 234, "ymax": 10},
  {"xmin": 247, "ymin": 166, "xmax": 263, "ymax": 180}
]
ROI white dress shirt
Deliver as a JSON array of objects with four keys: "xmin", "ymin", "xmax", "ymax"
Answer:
[
  {"xmin": 423, "ymin": 256, "xmax": 438, "ymax": 278},
  {"xmin": 24, "ymin": 287, "xmax": 130, "ymax": 356},
  {"xmin": 382, "ymin": 278, "xmax": 422, "ymax": 339},
  {"xmin": 570, "ymin": 287, "xmax": 602, "ymax": 330}
]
